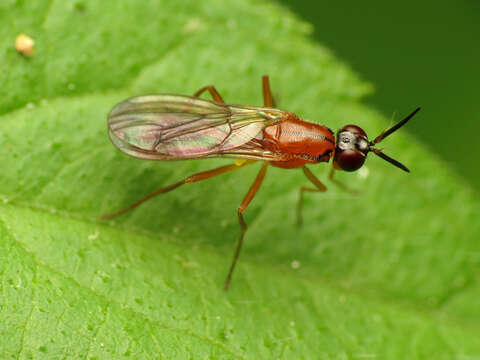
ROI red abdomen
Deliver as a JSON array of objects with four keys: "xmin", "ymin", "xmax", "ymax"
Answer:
[{"xmin": 262, "ymin": 114, "xmax": 335, "ymax": 169}]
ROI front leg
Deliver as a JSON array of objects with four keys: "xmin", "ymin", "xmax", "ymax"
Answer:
[
  {"xmin": 296, "ymin": 166, "xmax": 327, "ymax": 226},
  {"xmin": 329, "ymin": 167, "xmax": 359, "ymax": 195},
  {"xmin": 262, "ymin": 75, "xmax": 276, "ymax": 108}
]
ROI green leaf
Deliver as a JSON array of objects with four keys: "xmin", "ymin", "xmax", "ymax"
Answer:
[{"xmin": 1, "ymin": 0, "xmax": 479, "ymax": 358}]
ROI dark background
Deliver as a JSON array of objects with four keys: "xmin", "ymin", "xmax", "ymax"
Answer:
[{"xmin": 279, "ymin": 0, "xmax": 480, "ymax": 190}]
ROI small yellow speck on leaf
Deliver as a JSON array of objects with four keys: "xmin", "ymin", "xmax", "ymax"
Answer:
[{"xmin": 15, "ymin": 33, "xmax": 35, "ymax": 56}]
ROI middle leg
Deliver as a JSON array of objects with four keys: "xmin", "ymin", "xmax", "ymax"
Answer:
[
  {"xmin": 224, "ymin": 162, "xmax": 269, "ymax": 290},
  {"xmin": 193, "ymin": 85, "xmax": 225, "ymax": 103}
]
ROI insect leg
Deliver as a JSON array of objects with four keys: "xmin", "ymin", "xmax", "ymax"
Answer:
[
  {"xmin": 297, "ymin": 166, "xmax": 327, "ymax": 226},
  {"xmin": 193, "ymin": 85, "xmax": 225, "ymax": 103},
  {"xmin": 262, "ymin": 75, "xmax": 276, "ymax": 108},
  {"xmin": 224, "ymin": 163, "xmax": 269, "ymax": 290},
  {"xmin": 329, "ymin": 167, "xmax": 359, "ymax": 195},
  {"xmin": 101, "ymin": 161, "xmax": 254, "ymax": 220}
]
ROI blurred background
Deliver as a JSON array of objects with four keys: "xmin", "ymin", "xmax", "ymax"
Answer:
[{"xmin": 279, "ymin": 0, "xmax": 480, "ymax": 190}]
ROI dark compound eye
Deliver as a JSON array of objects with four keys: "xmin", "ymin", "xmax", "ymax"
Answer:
[
  {"xmin": 334, "ymin": 125, "xmax": 369, "ymax": 172},
  {"xmin": 334, "ymin": 149, "xmax": 366, "ymax": 171},
  {"xmin": 341, "ymin": 125, "xmax": 367, "ymax": 138}
]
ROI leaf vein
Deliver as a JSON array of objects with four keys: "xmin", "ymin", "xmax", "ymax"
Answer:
[{"xmin": 1, "ymin": 214, "xmax": 246, "ymax": 358}]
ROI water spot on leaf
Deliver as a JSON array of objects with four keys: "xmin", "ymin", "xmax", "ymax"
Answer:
[{"xmin": 290, "ymin": 260, "xmax": 301, "ymax": 269}]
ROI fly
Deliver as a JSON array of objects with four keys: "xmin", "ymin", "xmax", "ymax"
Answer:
[{"xmin": 102, "ymin": 76, "xmax": 421, "ymax": 290}]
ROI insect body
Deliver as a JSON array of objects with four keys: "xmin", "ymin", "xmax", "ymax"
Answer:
[{"xmin": 103, "ymin": 76, "xmax": 420, "ymax": 290}]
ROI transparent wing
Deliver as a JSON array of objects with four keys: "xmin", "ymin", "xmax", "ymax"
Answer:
[
  {"xmin": 107, "ymin": 94, "xmax": 286, "ymax": 160},
  {"xmin": 211, "ymin": 138, "xmax": 289, "ymax": 162}
]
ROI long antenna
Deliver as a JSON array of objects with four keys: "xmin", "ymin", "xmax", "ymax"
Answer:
[
  {"xmin": 371, "ymin": 107, "xmax": 421, "ymax": 145},
  {"xmin": 371, "ymin": 148, "xmax": 410, "ymax": 172},
  {"xmin": 368, "ymin": 107, "xmax": 421, "ymax": 172}
]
